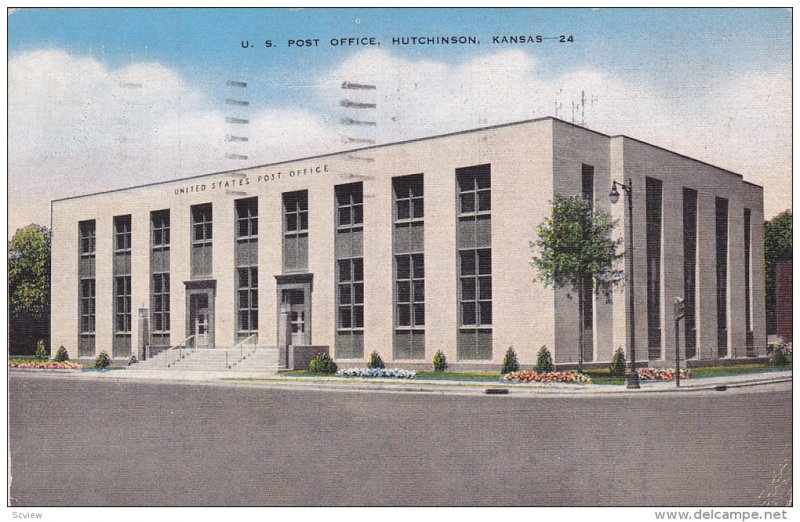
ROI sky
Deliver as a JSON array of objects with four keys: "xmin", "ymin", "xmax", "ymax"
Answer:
[{"xmin": 7, "ymin": 7, "xmax": 792, "ymax": 234}]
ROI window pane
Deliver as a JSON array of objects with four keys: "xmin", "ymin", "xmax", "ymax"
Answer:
[
  {"xmin": 250, "ymin": 290, "xmax": 258, "ymax": 307},
  {"xmin": 205, "ymin": 223, "xmax": 212, "ymax": 240},
  {"xmin": 460, "ymin": 193, "xmax": 474, "ymax": 214},
  {"xmin": 353, "ymin": 205, "xmax": 363, "ymax": 225},
  {"xmin": 413, "ymin": 304, "xmax": 425, "ymax": 326},
  {"xmin": 286, "ymin": 213, "xmax": 298, "ymax": 232},
  {"xmin": 352, "ymin": 190, "xmax": 362, "ymax": 204},
  {"xmin": 339, "ymin": 284, "xmax": 352, "ymax": 305},
  {"xmin": 413, "ymin": 198, "xmax": 424, "ymax": 218},
  {"xmin": 251, "ymin": 218, "xmax": 258, "ymax": 236},
  {"xmin": 396, "ymin": 256, "xmax": 410, "ymax": 279},
  {"xmin": 250, "ymin": 312, "xmax": 258, "ymax": 330},
  {"xmin": 478, "ymin": 190, "xmax": 491, "ymax": 212},
  {"xmin": 238, "ymin": 268, "xmax": 248, "ymax": 288},
  {"xmin": 300, "ymin": 212, "xmax": 308, "ymax": 230},
  {"xmin": 478, "ymin": 249, "xmax": 492, "ymax": 274},
  {"xmin": 412, "ymin": 255, "xmax": 424, "ymax": 278},
  {"xmin": 353, "ymin": 306, "xmax": 364, "ymax": 328},
  {"xmin": 476, "ymin": 172, "xmax": 490, "ymax": 189},
  {"xmin": 413, "ymin": 281, "xmax": 425, "ymax": 303},
  {"xmin": 462, "ymin": 303, "xmax": 476, "ymax": 326},
  {"xmin": 397, "ymin": 281, "xmax": 411, "ymax": 303},
  {"xmin": 397, "ymin": 200, "xmax": 410, "ymax": 220},
  {"xmin": 479, "ymin": 277, "xmax": 492, "ymax": 300},
  {"xmin": 398, "ymin": 304, "xmax": 411, "ymax": 326},
  {"xmin": 239, "ymin": 311, "xmax": 249, "ymax": 331},
  {"xmin": 339, "ymin": 308, "xmax": 352, "ymax": 328},
  {"xmin": 339, "ymin": 207, "xmax": 351, "ymax": 226},
  {"xmin": 338, "ymin": 260, "xmax": 351, "ymax": 282},
  {"xmin": 336, "ymin": 191, "xmax": 350, "ymax": 207},
  {"xmin": 353, "ymin": 259, "xmax": 363, "ymax": 281},
  {"xmin": 353, "ymin": 283, "xmax": 364, "ymax": 304},
  {"xmin": 460, "ymin": 251, "xmax": 475, "ymax": 275},
  {"xmin": 410, "ymin": 178, "xmax": 423, "ymax": 198},
  {"xmin": 461, "ymin": 278, "xmax": 476, "ymax": 300},
  {"xmin": 480, "ymin": 302, "xmax": 493, "ymax": 325},
  {"xmin": 239, "ymin": 290, "xmax": 249, "ymax": 309}
]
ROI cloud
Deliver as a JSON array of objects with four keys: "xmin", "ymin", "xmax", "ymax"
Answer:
[{"xmin": 7, "ymin": 47, "xmax": 791, "ymax": 234}]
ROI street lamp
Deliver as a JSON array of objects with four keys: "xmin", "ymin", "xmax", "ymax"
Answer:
[{"xmin": 609, "ymin": 179, "xmax": 640, "ymax": 389}]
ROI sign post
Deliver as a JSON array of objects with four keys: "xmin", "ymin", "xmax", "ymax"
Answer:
[{"xmin": 674, "ymin": 297, "xmax": 686, "ymax": 388}]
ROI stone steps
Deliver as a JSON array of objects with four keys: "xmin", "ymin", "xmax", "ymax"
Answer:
[{"xmin": 129, "ymin": 347, "xmax": 280, "ymax": 373}]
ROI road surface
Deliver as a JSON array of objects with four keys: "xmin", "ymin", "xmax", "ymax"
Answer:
[{"xmin": 8, "ymin": 374, "xmax": 792, "ymax": 506}]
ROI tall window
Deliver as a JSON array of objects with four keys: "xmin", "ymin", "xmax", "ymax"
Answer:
[
  {"xmin": 283, "ymin": 191, "xmax": 308, "ymax": 272},
  {"xmin": 235, "ymin": 198, "xmax": 259, "ymax": 339},
  {"xmin": 337, "ymin": 258, "xmax": 364, "ymax": 330},
  {"xmin": 113, "ymin": 214, "xmax": 132, "ymax": 358},
  {"xmin": 645, "ymin": 177, "xmax": 663, "ymax": 359},
  {"xmin": 150, "ymin": 210, "xmax": 171, "ymax": 350},
  {"xmin": 393, "ymin": 174, "xmax": 425, "ymax": 359},
  {"xmin": 237, "ymin": 267, "xmax": 258, "ymax": 334},
  {"xmin": 191, "ymin": 203, "xmax": 213, "ymax": 278},
  {"xmin": 78, "ymin": 220, "xmax": 96, "ymax": 357},
  {"xmin": 581, "ymin": 164, "xmax": 595, "ymax": 362},
  {"xmin": 716, "ymin": 197, "xmax": 729, "ymax": 357},
  {"xmin": 152, "ymin": 273, "xmax": 170, "ymax": 333},
  {"xmin": 744, "ymin": 207, "xmax": 753, "ymax": 355},
  {"xmin": 80, "ymin": 279, "xmax": 96, "ymax": 334},
  {"xmin": 114, "ymin": 275, "xmax": 132, "ymax": 333},
  {"xmin": 682, "ymin": 188, "xmax": 698, "ymax": 358},
  {"xmin": 335, "ymin": 183, "xmax": 364, "ymax": 358},
  {"xmin": 80, "ymin": 220, "xmax": 96, "ymax": 256},
  {"xmin": 114, "ymin": 215, "xmax": 132, "ymax": 253},
  {"xmin": 152, "ymin": 210, "xmax": 170, "ymax": 249},
  {"xmin": 457, "ymin": 165, "xmax": 492, "ymax": 360},
  {"xmin": 236, "ymin": 197, "xmax": 258, "ymax": 239}
]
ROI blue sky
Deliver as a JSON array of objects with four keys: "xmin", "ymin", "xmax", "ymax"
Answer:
[
  {"xmin": 7, "ymin": 8, "xmax": 792, "ymax": 232},
  {"xmin": 9, "ymin": 8, "xmax": 790, "ymax": 107}
]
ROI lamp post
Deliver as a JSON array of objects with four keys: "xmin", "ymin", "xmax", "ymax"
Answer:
[{"xmin": 609, "ymin": 179, "xmax": 640, "ymax": 389}]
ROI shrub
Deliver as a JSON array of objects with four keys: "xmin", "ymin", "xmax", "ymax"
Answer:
[
  {"xmin": 34, "ymin": 340, "xmax": 47, "ymax": 361},
  {"xmin": 433, "ymin": 350, "xmax": 448, "ymax": 372},
  {"xmin": 308, "ymin": 352, "xmax": 338, "ymax": 374},
  {"xmin": 771, "ymin": 342, "xmax": 790, "ymax": 367},
  {"xmin": 609, "ymin": 347, "xmax": 626, "ymax": 378},
  {"xmin": 501, "ymin": 346, "xmax": 519, "ymax": 375},
  {"xmin": 54, "ymin": 345, "xmax": 69, "ymax": 363},
  {"xmin": 94, "ymin": 351, "xmax": 111, "ymax": 369},
  {"xmin": 368, "ymin": 351, "xmax": 385, "ymax": 369},
  {"xmin": 535, "ymin": 346, "xmax": 554, "ymax": 374}
]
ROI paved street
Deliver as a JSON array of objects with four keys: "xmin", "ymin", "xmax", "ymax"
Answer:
[{"xmin": 8, "ymin": 374, "xmax": 792, "ymax": 506}]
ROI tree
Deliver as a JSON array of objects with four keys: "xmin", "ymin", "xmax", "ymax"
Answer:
[
  {"xmin": 9, "ymin": 224, "xmax": 51, "ymax": 316},
  {"xmin": 531, "ymin": 195, "xmax": 623, "ymax": 370},
  {"xmin": 764, "ymin": 210, "xmax": 792, "ymax": 334}
]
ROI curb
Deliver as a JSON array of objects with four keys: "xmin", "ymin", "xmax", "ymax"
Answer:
[{"xmin": 9, "ymin": 367, "xmax": 792, "ymax": 397}]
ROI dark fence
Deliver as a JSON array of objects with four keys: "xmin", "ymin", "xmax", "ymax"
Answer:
[{"xmin": 9, "ymin": 313, "xmax": 50, "ymax": 356}]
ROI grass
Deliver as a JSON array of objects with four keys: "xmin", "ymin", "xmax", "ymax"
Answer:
[
  {"xmin": 416, "ymin": 371, "xmax": 502, "ymax": 382},
  {"xmin": 274, "ymin": 362, "xmax": 789, "ymax": 385}
]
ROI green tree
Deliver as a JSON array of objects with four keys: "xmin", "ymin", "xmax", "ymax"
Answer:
[
  {"xmin": 764, "ymin": 210, "xmax": 792, "ymax": 333},
  {"xmin": 8, "ymin": 224, "xmax": 51, "ymax": 316},
  {"xmin": 531, "ymin": 195, "xmax": 623, "ymax": 370}
]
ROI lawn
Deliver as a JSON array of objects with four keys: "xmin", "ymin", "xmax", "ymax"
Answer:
[{"xmin": 275, "ymin": 363, "xmax": 788, "ymax": 384}]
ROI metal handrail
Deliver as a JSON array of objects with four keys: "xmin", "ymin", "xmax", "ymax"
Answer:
[
  {"xmin": 232, "ymin": 334, "xmax": 258, "ymax": 366},
  {"xmin": 164, "ymin": 335, "xmax": 195, "ymax": 368}
]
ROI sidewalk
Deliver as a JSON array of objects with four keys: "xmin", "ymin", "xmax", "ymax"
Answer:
[{"xmin": 10, "ymin": 365, "xmax": 793, "ymax": 397}]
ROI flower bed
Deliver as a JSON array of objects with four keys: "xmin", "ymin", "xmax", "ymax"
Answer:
[
  {"xmin": 637, "ymin": 367, "xmax": 691, "ymax": 380},
  {"xmin": 337, "ymin": 367, "xmax": 417, "ymax": 379},
  {"xmin": 9, "ymin": 360, "xmax": 82, "ymax": 370},
  {"xmin": 503, "ymin": 370, "xmax": 592, "ymax": 384}
]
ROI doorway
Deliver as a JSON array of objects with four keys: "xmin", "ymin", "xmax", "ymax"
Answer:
[{"xmin": 185, "ymin": 280, "xmax": 216, "ymax": 349}]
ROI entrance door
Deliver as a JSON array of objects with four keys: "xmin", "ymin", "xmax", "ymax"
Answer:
[
  {"xmin": 195, "ymin": 309, "xmax": 210, "ymax": 348},
  {"xmin": 189, "ymin": 292, "xmax": 213, "ymax": 348},
  {"xmin": 283, "ymin": 289, "xmax": 308, "ymax": 346}
]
